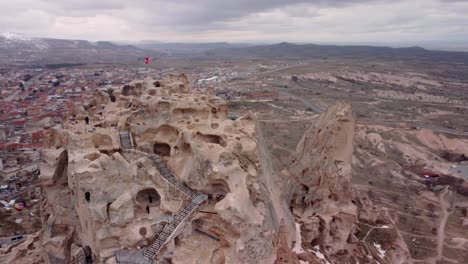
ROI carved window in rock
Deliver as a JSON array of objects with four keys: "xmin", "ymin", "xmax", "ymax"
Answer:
[{"xmin": 153, "ymin": 142, "xmax": 171, "ymax": 157}]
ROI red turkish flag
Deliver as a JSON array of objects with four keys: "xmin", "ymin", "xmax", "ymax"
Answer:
[{"xmin": 145, "ymin": 57, "xmax": 150, "ymax": 64}]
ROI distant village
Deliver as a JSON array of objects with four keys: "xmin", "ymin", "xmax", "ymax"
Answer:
[{"xmin": 0, "ymin": 66, "xmax": 163, "ymax": 207}]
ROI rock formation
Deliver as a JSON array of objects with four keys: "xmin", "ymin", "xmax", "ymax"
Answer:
[
  {"xmin": 288, "ymin": 102, "xmax": 411, "ymax": 264},
  {"xmin": 35, "ymin": 74, "xmax": 294, "ymax": 264},
  {"xmin": 2, "ymin": 73, "xmax": 412, "ymax": 264},
  {"xmin": 0, "ymin": 231, "xmax": 44, "ymax": 264}
]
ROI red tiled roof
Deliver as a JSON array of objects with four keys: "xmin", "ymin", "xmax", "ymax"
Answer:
[
  {"xmin": 0, "ymin": 142, "xmax": 43, "ymax": 150},
  {"xmin": 31, "ymin": 116, "xmax": 44, "ymax": 122},
  {"xmin": 23, "ymin": 142, "xmax": 44, "ymax": 148},
  {"xmin": 32, "ymin": 131, "xmax": 44, "ymax": 140},
  {"xmin": 13, "ymin": 120, "xmax": 27, "ymax": 126}
]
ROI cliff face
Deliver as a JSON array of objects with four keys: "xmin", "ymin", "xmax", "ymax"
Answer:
[
  {"xmin": 289, "ymin": 102, "xmax": 411, "ymax": 264},
  {"xmin": 35, "ymin": 74, "xmax": 295, "ymax": 264}
]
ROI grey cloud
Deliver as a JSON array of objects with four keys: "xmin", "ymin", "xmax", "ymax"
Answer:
[
  {"xmin": 0, "ymin": 0, "xmax": 467, "ymax": 42},
  {"xmin": 13, "ymin": 0, "xmax": 382, "ymax": 23}
]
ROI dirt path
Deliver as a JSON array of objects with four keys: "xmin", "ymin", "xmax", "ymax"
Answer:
[
  {"xmin": 279, "ymin": 91, "xmax": 324, "ymax": 113},
  {"xmin": 435, "ymin": 188, "xmax": 451, "ymax": 262},
  {"xmin": 358, "ymin": 119, "xmax": 468, "ymax": 136}
]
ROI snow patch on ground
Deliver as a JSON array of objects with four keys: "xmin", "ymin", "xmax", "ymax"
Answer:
[
  {"xmin": 0, "ymin": 32, "xmax": 49, "ymax": 50},
  {"xmin": 312, "ymin": 245, "xmax": 331, "ymax": 264},
  {"xmin": 0, "ymin": 32, "xmax": 31, "ymax": 40},
  {"xmin": 293, "ymin": 223, "xmax": 309, "ymax": 263},
  {"xmin": 293, "ymin": 223, "xmax": 305, "ymax": 254},
  {"xmin": 373, "ymin": 242, "xmax": 386, "ymax": 259}
]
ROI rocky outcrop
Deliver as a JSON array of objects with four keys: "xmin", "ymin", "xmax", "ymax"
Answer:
[
  {"xmin": 2, "ymin": 73, "xmax": 412, "ymax": 264},
  {"xmin": 108, "ymin": 192, "xmax": 135, "ymax": 226},
  {"xmin": 0, "ymin": 231, "xmax": 44, "ymax": 264},
  {"xmin": 289, "ymin": 102, "xmax": 411, "ymax": 264},
  {"xmin": 36, "ymin": 75, "xmax": 294, "ymax": 263}
]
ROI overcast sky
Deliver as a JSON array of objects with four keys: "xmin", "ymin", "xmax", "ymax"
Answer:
[{"xmin": 1, "ymin": 0, "xmax": 468, "ymax": 43}]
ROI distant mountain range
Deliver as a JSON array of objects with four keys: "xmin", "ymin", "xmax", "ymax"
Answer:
[
  {"xmin": 131, "ymin": 41, "xmax": 252, "ymax": 54},
  {"xmin": 2, "ymin": 33, "xmax": 468, "ymax": 67},
  {"xmin": 205, "ymin": 42, "xmax": 468, "ymax": 64},
  {"xmin": 0, "ymin": 32, "xmax": 49, "ymax": 51},
  {"xmin": 0, "ymin": 33, "xmax": 159, "ymax": 67}
]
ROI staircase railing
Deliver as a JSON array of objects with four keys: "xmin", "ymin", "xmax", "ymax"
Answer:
[
  {"xmin": 118, "ymin": 145, "xmax": 207, "ymax": 262},
  {"xmin": 143, "ymin": 193, "xmax": 207, "ymax": 260}
]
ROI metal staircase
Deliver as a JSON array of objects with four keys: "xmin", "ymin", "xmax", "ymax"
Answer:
[
  {"xmin": 119, "ymin": 131, "xmax": 133, "ymax": 150},
  {"xmin": 116, "ymin": 138, "xmax": 207, "ymax": 263},
  {"xmin": 143, "ymin": 193, "xmax": 207, "ymax": 260},
  {"xmin": 149, "ymin": 154, "xmax": 197, "ymax": 198}
]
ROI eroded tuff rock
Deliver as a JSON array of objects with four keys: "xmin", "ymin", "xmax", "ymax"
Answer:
[
  {"xmin": 33, "ymin": 74, "xmax": 294, "ymax": 263},
  {"xmin": 289, "ymin": 102, "xmax": 411, "ymax": 264},
  {"xmin": 0, "ymin": 231, "xmax": 44, "ymax": 264},
  {"xmin": 2, "ymin": 73, "xmax": 413, "ymax": 264}
]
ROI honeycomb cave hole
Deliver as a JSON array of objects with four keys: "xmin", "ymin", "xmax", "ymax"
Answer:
[
  {"xmin": 136, "ymin": 188, "xmax": 161, "ymax": 206},
  {"xmin": 139, "ymin": 227, "xmax": 147, "ymax": 236},
  {"xmin": 174, "ymin": 236, "xmax": 182, "ymax": 246},
  {"xmin": 85, "ymin": 192, "xmax": 90, "ymax": 202},
  {"xmin": 196, "ymin": 133, "xmax": 226, "ymax": 147},
  {"xmin": 153, "ymin": 143, "xmax": 171, "ymax": 157},
  {"xmin": 206, "ymin": 135, "xmax": 223, "ymax": 145},
  {"xmin": 154, "ymin": 81, "xmax": 161, "ymax": 87},
  {"xmin": 206, "ymin": 180, "xmax": 230, "ymax": 202},
  {"xmin": 83, "ymin": 246, "xmax": 93, "ymax": 263},
  {"xmin": 122, "ymin": 85, "xmax": 131, "ymax": 96}
]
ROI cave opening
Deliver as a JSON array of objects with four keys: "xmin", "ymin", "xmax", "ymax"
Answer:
[
  {"xmin": 136, "ymin": 188, "xmax": 161, "ymax": 206},
  {"xmin": 206, "ymin": 135, "xmax": 224, "ymax": 146},
  {"xmin": 205, "ymin": 180, "xmax": 230, "ymax": 202},
  {"xmin": 85, "ymin": 116, "xmax": 89, "ymax": 125},
  {"xmin": 196, "ymin": 133, "xmax": 226, "ymax": 147},
  {"xmin": 122, "ymin": 85, "xmax": 131, "ymax": 96},
  {"xmin": 85, "ymin": 192, "xmax": 90, "ymax": 202},
  {"xmin": 139, "ymin": 227, "xmax": 147, "ymax": 236},
  {"xmin": 154, "ymin": 81, "xmax": 161, "ymax": 87},
  {"xmin": 153, "ymin": 143, "xmax": 171, "ymax": 157},
  {"xmin": 83, "ymin": 246, "xmax": 93, "ymax": 263}
]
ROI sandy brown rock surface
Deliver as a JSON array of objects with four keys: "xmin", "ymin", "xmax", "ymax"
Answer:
[{"xmin": 2, "ymin": 73, "xmax": 418, "ymax": 264}]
